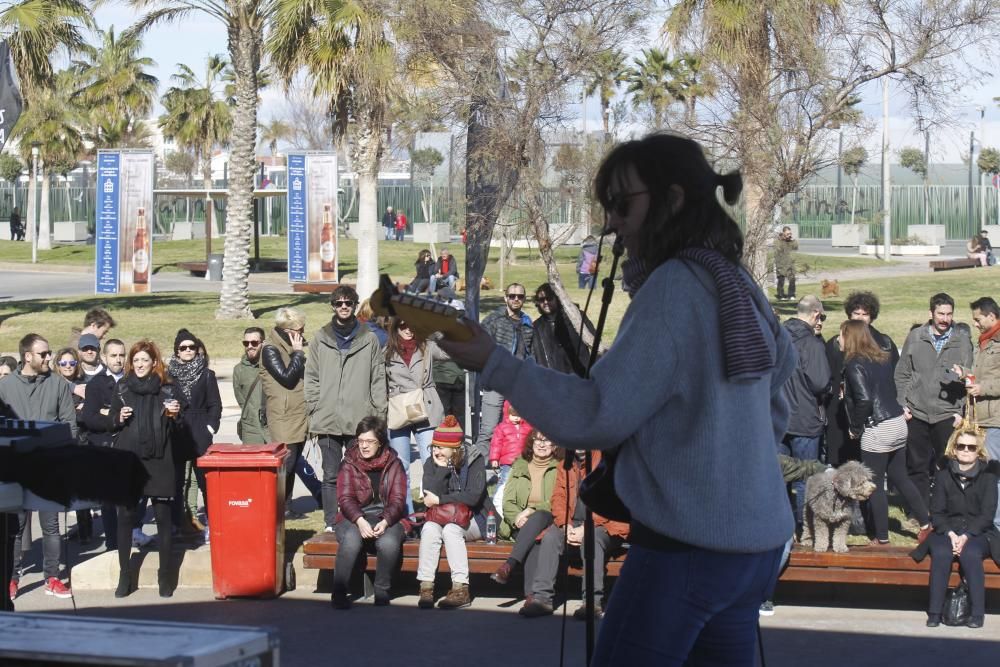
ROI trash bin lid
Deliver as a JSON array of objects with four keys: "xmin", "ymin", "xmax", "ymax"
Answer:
[{"xmin": 196, "ymin": 442, "xmax": 289, "ymax": 468}]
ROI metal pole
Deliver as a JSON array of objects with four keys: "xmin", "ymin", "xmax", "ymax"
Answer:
[
  {"xmin": 980, "ymin": 107, "xmax": 986, "ymax": 230},
  {"xmin": 924, "ymin": 130, "xmax": 930, "ymax": 226},
  {"xmin": 30, "ymin": 145, "xmax": 39, "ymax": 264},
  {"xmin": 881, "ymin": 77, "xmax": 891, "ymax": 261},
  {"xmin": 836, "ymin": 129, "xmax": 843, "ymax": 224},
  {"xmin": 969, "ymin": 131, "xmax": 975, "ymax": 237}
]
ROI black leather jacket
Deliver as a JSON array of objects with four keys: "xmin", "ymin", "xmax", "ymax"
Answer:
[
  {"xmin": 843, "ymin": 356, "xmax": 903, "ymax": 434},
  {"xmin": 262, "ymin": 331, "xmax": 306, "ymax": 389}
]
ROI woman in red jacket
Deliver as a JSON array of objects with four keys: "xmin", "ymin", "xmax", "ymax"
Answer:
[{"xmin": 332, "ymin": 416, "xmax": 408, "ymax": 609}]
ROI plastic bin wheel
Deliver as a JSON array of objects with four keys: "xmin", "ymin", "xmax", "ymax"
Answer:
[{"xmin": 284, "ymin": 562, "xmax": 296, "ymax": 592}]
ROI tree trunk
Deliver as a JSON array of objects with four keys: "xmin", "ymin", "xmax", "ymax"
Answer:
[
  {"xmin": 352, "ymin": 112, "xmax": 385, "ymax": 301},
  {"xmin": 25, "ymin": 169, "xmax": 35, "ymax": 245},
  {"xmin": 38, "ymin": 163, "xmax": 50, "ymax": 250},
  {"xmin": 740, "ymin": 170, "xmax": 776, "ymax": 284},
  {"xmin": 216, "ymin": 25, "xmax": 259, "ymax": 320},
  {"xmin": 850, "ymin": 175, "xmax": 858, "ymax": 226}
]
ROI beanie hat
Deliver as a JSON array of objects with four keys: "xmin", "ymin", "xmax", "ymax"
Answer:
[
  {"xmin": 432, "ymin": 415, "xmax": 464, "ymax": 448},
  {"xmin": 174, "ymin": 328, "xmax": 198, "ymax": 353}
]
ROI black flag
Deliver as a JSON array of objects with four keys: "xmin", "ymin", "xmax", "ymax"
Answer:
[{"xmin": 0, "ymin": 42, "xmax": 23, "ymax": 154}]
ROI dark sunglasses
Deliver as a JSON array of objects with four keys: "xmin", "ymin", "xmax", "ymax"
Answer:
[
  {"xmin": 178, "ymin": 344, "xmax": 198, "ymax": 352},
  {"xmin": 607, "ymin": 190, "xmax": 649, "ymax": 217},
  {"xmin": 58, "ymin": 360, "xmax": 78, "ymax": 367},
  {"xmin": 955, "ymin": 444, "xmax": 979, "ymax": 452},
  {"xmin": 333, "ymin": 300, "xmax": 355, "ymax": 307},
  {"xmin": 506, "ymin": 293, "xmax": 525, "ymax": 300},
  {"xmin": 37, "ymin": 350, "xmax": 52, "ymax": 358},
  {"xmin": 536, "ymin": 295, "xmax": 552, "ymax": 303},
  {"xmin": 242, "ymin": 340, "xmax": 261, "ymax": 348},
  {"xmin": 818, "ymin": 313, "xmax": 827, "ymax": 322}
]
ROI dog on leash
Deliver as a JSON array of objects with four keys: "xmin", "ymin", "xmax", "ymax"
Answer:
[
  {"xmin": 799, "ymin": 461, "xmax": 876, "ymax": 553},
  {"xmin": 820, "ymin": 279, "xmax": 840, "ymax": 298}
]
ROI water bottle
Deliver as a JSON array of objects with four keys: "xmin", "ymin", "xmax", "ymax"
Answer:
[{"xmin": 485, "ymin": 511, "xmax": 498, "ymax": 544}]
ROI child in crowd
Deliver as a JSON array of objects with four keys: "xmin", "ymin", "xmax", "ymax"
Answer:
[{"xmin": 489, "ymin": 402, "xmax": 532, "ymax": 510}]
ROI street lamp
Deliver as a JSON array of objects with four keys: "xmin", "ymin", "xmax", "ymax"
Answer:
[{"xmin": 30, "ymin": 142, "xmax": 39, "ymax": 264}]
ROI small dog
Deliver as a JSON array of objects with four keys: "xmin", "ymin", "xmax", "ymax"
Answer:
[
  {"xmin": 799, "ymin": 461, "xmax": 876, "ymax": 553},
  {"xmin": 456, "ymin": 276, "xmax": 493, "ymax": 292},
  {"xmin": 820, "ymin": 279, "xmax": 840, "ymax": 298}
]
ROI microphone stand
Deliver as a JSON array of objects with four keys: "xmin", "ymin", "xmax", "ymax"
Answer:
[{"xmin": 582, "ymin": 235, "xmax": 624, "ymax": 665}]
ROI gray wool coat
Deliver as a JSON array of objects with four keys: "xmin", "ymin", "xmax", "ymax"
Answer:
[{"xmin": 386, "ymin": 340, "xmax": 450, "ymax": 429}]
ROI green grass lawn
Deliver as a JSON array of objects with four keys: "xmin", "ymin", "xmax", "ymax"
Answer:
[{"xmin": 792, "ymin": 252, "xmax": 899, "ymax": 275}]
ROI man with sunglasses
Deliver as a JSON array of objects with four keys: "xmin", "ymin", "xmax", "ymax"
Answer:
[
  {"xmin": 233, "ymin": 327, "xmax": 269, "ymax": 446},
  {"xmin": 780, "ymin": 296, "xmax": 832, "ymax": 532},
  {"xmin": 474, "ymin": 283, "xmax": 534, "ymax": 458},
  {"xmin": 305, "ymin": 286, "xmax": 387, "ymax": 530},
  {"xmin": 0, "ymin": 334, "xmax": 78, "ymax": 601}
]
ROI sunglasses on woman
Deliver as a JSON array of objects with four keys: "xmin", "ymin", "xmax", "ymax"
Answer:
[
  {"xmin": 58, "ymin": 360, "xmax": 78, "ymax": 368},
  {"xmin": 607, "ymin": 190, "xmax": 649, "ymax": 218},
  {"xmin": 954, "ymin": 444, "xmax": 979, "ymax": 452},
  {"xmin": 178, "ymin": 344, "xmax": 198, "ymax": 352}
]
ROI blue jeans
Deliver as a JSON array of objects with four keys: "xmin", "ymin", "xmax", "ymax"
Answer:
[
  {"xmin": 429, "ymin": 274, "xmax": 457, "ymax": 293},
  {"xmin": 778, "ymin": 434, "xmax": 821, "ymax": 526},
  {"xmin": 986, "ymin": 428, "xmax": 1000, "ymax": 530},
  {"xmin": 578, "ymin": 273, "xmax": 595, "ymax": 289},
  {"xmin": 389, "ymin": 423, "xmax": 435, "ymax": 513},
  {"xmin": 593, "ymin": 538, "xmax": 783, "ymax": 666}
]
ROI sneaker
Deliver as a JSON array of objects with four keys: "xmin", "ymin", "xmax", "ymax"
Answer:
[
  {"xmin": 324, "ymin": 525, "xmax": 334, "ymax": 533},
  {"xmin": 132, "ymin": 528, "xmax": 154, "ymax": 548},
  {"xmin": 759, "ymin": 600, "xmax": 775, "ymax": 617},
  {"xmin": 285, "ymin": 508, "xmax": 306, "ymax": 521},
  {"xmin": 437, "ymin": 583, "xmax": 471, "ymax": 610},
  {"xmin": 202, "ymin": 525, "xmax": 211, "ymax": 544},
  {"xmin": 8, "ymin": 579, "xmax": 16, "ymax": 600},
  {"xmin": 44, "ymin": 578, "xmax": 72, "ymax": 599},
  {"xmin": 520, "ymin": 598, "xmax": 554, "ymax": 617},
  {"xmin": 490, "ymin": 562, "xmax": 512, "ymax": 585},
  {"xmin": 573, "ymin": 603, "xmax": 605, "ymax": 621}
]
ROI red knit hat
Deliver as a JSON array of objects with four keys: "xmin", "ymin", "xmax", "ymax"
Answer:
[{"xmin": 432, "ymin": 415, "xmax": 464, "ymax": 448}]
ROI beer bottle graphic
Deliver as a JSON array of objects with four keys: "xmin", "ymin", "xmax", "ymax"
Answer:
[
  {"xmin": 132, "ymin": 206, "xmax": 149, "ymax": 290},
  {"xmin": 320, "ymin": 203, "xmax": 335, "ymax": 277}
]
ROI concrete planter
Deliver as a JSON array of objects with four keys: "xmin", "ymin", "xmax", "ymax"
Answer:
[
  {"xmin": 906, "ymin": 225, "xmax": 946, "ymax": 246},
  {"xmin": 831, "ymin": 224, "xmax": 866, "ymax": 247},
  {"xmin": 53, "ymin": 221, "xmax": 89, "ymax": 242},
  {"xmin": 859, "ymin": 244, "xmax": 940, "ymax": 256},
  {"xmin": 171, "ymin": 220, "xmax": 207, "ymax": 241},
  {"xmin": 412, "ymin": 222, "xmax": 451, "ymax": 244}
]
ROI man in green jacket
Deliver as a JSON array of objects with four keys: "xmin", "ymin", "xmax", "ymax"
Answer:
[
  {"xmin": 774, "ymin": 226, "xmax": 798, "ymax": 301},
  {"xmin": 305, "ymin": 286, "xmax": 387, "ymax": 529},
  {"xmin": 233, "ymin": 327, "xmax": 269, "ymax": 445}
]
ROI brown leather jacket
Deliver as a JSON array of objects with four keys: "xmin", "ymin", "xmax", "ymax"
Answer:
[{"xmin": 547, "ymin": 451, "xmax": 629, "ymax": 539}]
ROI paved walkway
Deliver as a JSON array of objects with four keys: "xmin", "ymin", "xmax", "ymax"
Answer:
[{"xmin": 10, "ymin": 583, "xmax": 1000, "ymax": 666}]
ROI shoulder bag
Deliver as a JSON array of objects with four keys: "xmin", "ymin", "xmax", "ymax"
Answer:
[{"xmin": 387, "ymin": 351, "xmax": 430, "ymax": 429}]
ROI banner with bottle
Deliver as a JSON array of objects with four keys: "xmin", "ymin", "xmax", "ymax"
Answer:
[
  {"xmin": 95, "ymin": 149, "xmax": 155, "ymax": 294},
  {"xmin": 287, "ymin": 151, "xmax": 338, "ymax": 283}
]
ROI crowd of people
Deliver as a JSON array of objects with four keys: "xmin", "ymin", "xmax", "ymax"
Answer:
[
  {"xmin": 2, "ymin": 134, "xmax": 998, "ymax": 662},
  {"xmin": 774, "ymin": 286, "xmax": 1000, "ymax": 628}
]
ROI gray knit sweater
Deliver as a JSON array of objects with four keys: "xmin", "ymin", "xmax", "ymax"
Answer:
[{"xmin": 480, "ymin": 260, "xmax": 797, "ymax": 553}]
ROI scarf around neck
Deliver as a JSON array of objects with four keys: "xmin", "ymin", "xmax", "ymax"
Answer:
[
  {"xmin": 399, "ymin": 338, "xmax": 418, "ymax": 366},
  {"xmin": 168, "ymin": 354, "xmax": 205, "ymax": 400},
  {"xmin": 979, "ymin": 321, "xmax": 1000, "ymax": 350},
  {"xmin": 123, "ymin": 373, "xmax": 169, "ymax": 458}
]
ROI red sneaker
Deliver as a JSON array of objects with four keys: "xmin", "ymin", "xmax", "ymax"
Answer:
[
  {"xmin": 44, "ymin": 578, "xmax": 72, "ymax": 599},
  {"xmin": 8, "ymin": 579, "xmax": 16, "ymax": 600}
]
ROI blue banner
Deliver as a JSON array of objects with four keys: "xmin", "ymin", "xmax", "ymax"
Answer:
[
  {"xmin": 287, "ymin": 153, "xmax": 308, "ymax": 282},
  {"xmin": 95, "ymin": 152, "xmax": 121, "ymax": 294}
]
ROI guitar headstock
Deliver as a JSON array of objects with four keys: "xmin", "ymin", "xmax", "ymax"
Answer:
[{"xmin": 369, "ymin": 274, "xmax": 474, "ymax": 342}]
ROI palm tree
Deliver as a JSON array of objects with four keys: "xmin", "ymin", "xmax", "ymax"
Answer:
[
  {"xmin": 268, "ymin": 0, "xmax": 398, "ymax": 299},
  {"xmin": 159, "ymin": 56, "xmax": 233, "ymax": 193},
  {"xmin": 669, "ymin": 54, "xmax": 714, "ymax": 126},
  {"xmin": 128, "ymin": 0, "xmax": 273, "ymax": 319},
  {"xmin": 13, "ymin": 70, "xmax": 84, "ymax": 249},
  {"xmin": 583, "ymin": 49, "xmax": 627, "ymax": 136},
  {"xmin": 259, "ymin": 118, "xmax": 291, "ymax": 156},
  {"xmin": 1, "ymin": 0, "xmax": 93, "ymax": 100},
  {"xmin": 72, "ymin": 26, "xmax": 158, "ymax": 148},
  {"xmin": 624, "ymin": 48, "xmax": 679, "ymax": 129}
]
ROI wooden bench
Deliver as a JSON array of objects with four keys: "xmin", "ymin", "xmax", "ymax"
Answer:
[
  {"xmin": 302, "ymin": 536, "xmax": 999, "ymax": 589},
  {"xmin": 177, "ymin": 261, "xmax": 208, "ymax": 276},
  {"xmin": 783, "ymin": 545, "xmax": 1000, "ymax": 588},
  {"xmin": 930, "ymin": 258, "xmax": 980, "ymax": 271},
  {"xmin": 302, "ymin": 533, "xmax": 624, "ymax": 577}
]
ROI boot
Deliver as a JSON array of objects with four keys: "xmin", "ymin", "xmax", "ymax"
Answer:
[
  {"xmin": 490, "ymin": 561, "xmax": 513, "ymax": 585},
  {"xmin": 157, "ymin": 570, "xmax": 174, "ymax": 598},
  {"xmin": 114, "ymin": 568, "xmax": 133, "ymax": 598},
  {"xmin": 418, "ymin": 582, "xmax": 435, "ymax": 609},
  {"xmin": 437, "ymin": 583, "xmax": 471, "ymax": 609}
]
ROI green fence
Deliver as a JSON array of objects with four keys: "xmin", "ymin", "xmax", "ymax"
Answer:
[{"xmin": 4, "ymin": 180, "xmax": 994, "ymax": 241}]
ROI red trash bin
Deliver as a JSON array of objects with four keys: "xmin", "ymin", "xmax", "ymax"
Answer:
[{"xmin": 197, "ymin": 443, "xmax": 290, "ymax": 599}]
